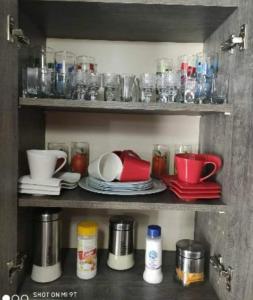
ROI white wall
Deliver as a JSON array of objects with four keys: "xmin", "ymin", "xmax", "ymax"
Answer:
[{"xmin": 46, "ymin": 38, "xmax": 203, "ymax": 250}]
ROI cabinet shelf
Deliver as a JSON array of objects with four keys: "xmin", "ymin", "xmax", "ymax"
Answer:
[
  {"xmin": 18, "ymin": 187, "xmax": 226, "ymax": 212},
  {"xmin": 19, "ymin": 249, "xmax": 219, "ymax": 300},
  {"xmin": 19, "ymin": 98, "xmax": 232, "ymax": 116},
  {"xmin": 20, "ymin": 0, "xmax": 237, "ymax": 42}
]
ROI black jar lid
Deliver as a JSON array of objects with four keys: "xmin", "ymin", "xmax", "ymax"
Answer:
[
  {"xmin": 109, "ymin": 215, "xmax": 134, "ymax": 230},
  {"xmin": 176, "ymin": 239, "xmax": 205, "ymax": 259}
]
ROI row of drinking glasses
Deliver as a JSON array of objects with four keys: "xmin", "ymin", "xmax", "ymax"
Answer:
[
  {"xmin": 22, "ymin": 48, "xmax": 97, "ymax": 99},
  {"xmin": 68, "ymin": 72, "xmax": 182, "ymax": 102},
  {"xmin": 69, "ymin": 71, "xmax": 227, "ymax": 104},
  {"xmin": 23, "ymin": 67, "xmax": 228, "ymax": 104}
]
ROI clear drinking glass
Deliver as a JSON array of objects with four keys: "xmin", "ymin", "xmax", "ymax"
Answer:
[
  {"xmin": 139, "ymin": 73, "xmax": 156, "ymax": 103},
  {"xmin": 104, "ymin": 73, "xmax": 120, "ymax": 101},
  {"xmin": 156, "ymin": 58, "xmax": 173, "ymax": 74},
  {"xmin": 87, "ymin": 73, "xmax": 100, "ymax": 100},
  {"xmin": 22, "ymin": 46, "xmax": 43, "ymax": 98},
  {"xmin": 88, "ymin": 56, "xmax": 98, "ymax": 74},
  {"xmin": 70, "ymin": 142, "xmax": 89, "ymax": 176},
  {"xmin": 152, "ymin": 144, "xmax": 169, "ymax": 179},
  {"xmin": 55, "ymin": 51, "xmax": 75, "ymax": 98},
  {"xmin": 156, "ymin": 73, "xmax": 170, "ymax": 103},
  {"xmin": 120, "ymin": 74, "xmax": 136, "ymax": 102},
  {"xmin": 76, "ymin": 55, "xmax": 89, "ymax": 72},
  {"xmin": 210, "ymin": 73, "xmax": 229, "ymax": 104},
  {"xmin": 72, "ymin": 69, "xmax": 89, "ymax": 100},
  {"xmin": 41, "ymin": 47, "xmax": 55, "ymax": 97},
  {"xmin": 156, "ymin": 72, "xmax": 181, "ymax": 103}
]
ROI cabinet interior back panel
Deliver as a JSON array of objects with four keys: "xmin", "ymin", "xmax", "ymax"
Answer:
[{"xmin": 46, "ymin": 39, "xmax": 202, "ymax": 250}]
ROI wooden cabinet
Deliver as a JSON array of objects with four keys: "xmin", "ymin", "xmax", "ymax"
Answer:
[{"xmin": 1, "ymin": 0, "xmax": 252, "ymax": 299}]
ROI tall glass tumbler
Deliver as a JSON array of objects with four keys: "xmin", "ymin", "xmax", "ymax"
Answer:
[
  {"xmin": 41, "ymin": 47, "xmax": 55, "ymax": 98},
  {"xmin": 72, "ymin": 69, "xmax": 89, "ymax": 100},
  {"xmin": 120, "ymin": 74, "xmax": 136, "ymax": 102},
  {"xmin": 87, "ymin": 73, "xmax": 100, "ymax": 100},
  {"xmin": 104, "ymin": 73, "xmax": 120, "ymax": 101},
  {"xmin": 55, "ymin": 51, "xmax": 75, "ymax": 98},
  {"xmin": 139, "ymin": 73, "xmax": 156, "ymax": 103}
]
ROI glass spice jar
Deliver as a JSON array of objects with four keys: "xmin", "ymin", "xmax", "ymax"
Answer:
[
  {"xmin": 152, "ymin": 144, "xmax": 169, "ymax": 178},
  {"xmin": 70, "ymin": 142, "xmax": 89, "ymax": 176}
]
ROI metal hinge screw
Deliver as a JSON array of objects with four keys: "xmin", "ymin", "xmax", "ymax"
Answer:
[
  {"xmin": 210, "ymin": 254, "xmax": 233, "ymax": 292},
  {"xmin": 6, "ymin": 253, "xmax": 27, "ymax": 284}
]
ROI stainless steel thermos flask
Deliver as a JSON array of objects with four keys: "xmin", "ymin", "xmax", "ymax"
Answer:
[{"xmin": 31, "ymin": 208, "xmax": 62, "ymax": 282}]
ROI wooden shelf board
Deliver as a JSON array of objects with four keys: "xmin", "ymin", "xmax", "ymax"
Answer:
[
  {"xmin": 19, "ymin": 249, "xmax": 219, "ymax": 300},
  {"xmin": 18, "ymin": 187, "xmax": 227, "ymax": 212},
  {"xmin": 19, "ymin": 98, "xmax": 232, "ymax": 116},
  {"xmin": 20, "ymin": 0, "xmax": 237, "ymax": 42}
]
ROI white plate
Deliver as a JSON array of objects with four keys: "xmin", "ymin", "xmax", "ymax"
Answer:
[
  {"xmin": 88, "ymin": 176, "xmax": 152, "ymax": 187},
  {"xmin": 88, "ymin": 177, "xmax": 153, "ymax": 192},
  {"xmin": 79, "ymin": 178, "xmax": 167, "ymax": 195}
]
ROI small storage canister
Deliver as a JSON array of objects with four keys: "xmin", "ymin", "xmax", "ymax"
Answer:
[
  {"xmin": 77, "ymin": 221, "xmax": 98, "ymax": 280},
  {"xmin": 107, "ymin": 215, "xmax": 135, "ymax": 270},
  {"xmin": 176, "ymin": 239, "xmax": 205, "ymax": 286}
]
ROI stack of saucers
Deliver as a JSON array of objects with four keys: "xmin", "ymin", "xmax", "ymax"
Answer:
[
  {"xmin": 19, "ymin": 172, "xmax": 81, "ymax": 195},
  {"xmin": 162, "ymin": 175, "xmax": 221, "ymax": 201},
  {"xmin": 88, "ymin": 176, "xmax": 153, "ymax": 192}
]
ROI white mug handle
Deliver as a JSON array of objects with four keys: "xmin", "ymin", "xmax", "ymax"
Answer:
[{"xmin": 53, "ymin": 150, "xmax": 67, "ymax": 174}]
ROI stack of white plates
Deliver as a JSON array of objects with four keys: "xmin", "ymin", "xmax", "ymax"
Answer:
[
  {"xmin": 79, "ymin": 177, "xmax": 167, "ymax": 196},
  {"xmin": 88, "ymin": 176, "xmax": 153, "ymax": 192}
]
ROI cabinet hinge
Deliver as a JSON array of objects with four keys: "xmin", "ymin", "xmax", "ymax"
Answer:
[
  {"xmin": 221, "ymin": 24, "xmax": 246, "ymax": 54},
  {"xmin": 6, "ymin": 253, "xmax": 27, "ymax": 284},
  {"xmin": 210, "ymin": 254, "xmax": 233, "ymax": 292},
  {"xmin": 7, "ymin": 15, "xmax": 30, "ymax": 46}
]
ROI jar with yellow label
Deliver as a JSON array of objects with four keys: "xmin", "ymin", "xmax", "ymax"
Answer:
[{"xmin": 77, "ymin": 221, "xmax": 98, "ymax": 280}]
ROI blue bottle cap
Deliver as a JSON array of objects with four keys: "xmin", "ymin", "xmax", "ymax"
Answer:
[{"xmin": 147, "ymin": 225, "xmax": 161, "ymax": 238}]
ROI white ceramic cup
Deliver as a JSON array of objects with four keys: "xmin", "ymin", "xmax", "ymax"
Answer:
[
  {"xmin": 88, "ymin": 152, "xmax": 123, "ymax": 182},
  {"xmin": 27, "ymin": 150, "xmax": 67, "ymax": 180}
]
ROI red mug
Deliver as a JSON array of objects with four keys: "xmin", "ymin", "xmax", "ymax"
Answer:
[
  {"xmin": 114, "ymin": 150, "xmax": 151, "ymax": 182},
  {"xmin": 175, "ymin": 153, "xmax": 222, "ymax": 184}
]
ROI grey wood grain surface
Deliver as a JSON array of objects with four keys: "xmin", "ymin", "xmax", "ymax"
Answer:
[
  {"xmin": 195, "ymin": 1, "xmax": 253, "ymax": 300},
  {"xmin": 21, "ymin": 0, "xmax": 239, "ymax": 7},
  {"xmin": 19, "ymin": 98, "xmax": 233, "ymax": 116},
  {"xmin": 19, "ymin": 1, "xmax": 236, "ymax": 42},
  {"xmin": 0, "ymin": 0, "xmax": 19, "ymax": 295},
  {"xmin": 17, "ymin": 10, "xmax": 46, "ymax": 295},
  {"xmin": 18, "ymin": 187, "xmax": 227, "ymax": 212},
  {"xmin": 19, "ymin": 249, "xmax": 219, "ymax": 300}
]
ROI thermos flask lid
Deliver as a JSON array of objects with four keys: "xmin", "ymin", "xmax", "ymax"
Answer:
[
  {"xmin": 176, "ymin": 239, "xmax": 205, "ymax": 259},
  {"xmin": 34, "ymin": 208, "xmax": 62, "ymax": 222},
  {"xmin": 109, "ymin": 215, "xmax": 134, "ymax": 230}
]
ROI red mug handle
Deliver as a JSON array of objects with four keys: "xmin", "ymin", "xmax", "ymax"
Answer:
[
  {"xmin": 121, "ymin": 150, "xmax": 141, "ymax": 160},
  {"xmin": 200, "ymin": 161, "xmax": 218, "ymax": 182}
]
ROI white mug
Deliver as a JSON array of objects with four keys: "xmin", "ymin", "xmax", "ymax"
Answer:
[
  {"xmin": 27, "ymin": 150, "xmax": 67, "ymax": 180},
  {"xmin": 88, "ymin": 152, "xmax": 123, "ymax": 182}
]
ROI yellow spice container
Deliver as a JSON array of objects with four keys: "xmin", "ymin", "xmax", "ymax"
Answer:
[{"xmin": 77, "ymin": 221, "xmax": 98, "ymax": 280}]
